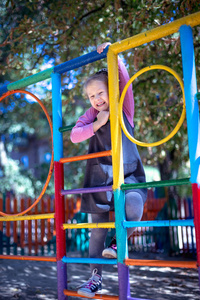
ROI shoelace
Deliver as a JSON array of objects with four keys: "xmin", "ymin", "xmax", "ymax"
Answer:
[{"xmin": 78, "ymin": 268, "xmax": 101, "ymax": 289}]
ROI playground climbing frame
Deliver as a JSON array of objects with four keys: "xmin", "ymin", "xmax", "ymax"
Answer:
[{"xmin": 0, "ymin": 11, "xmax": 200, "ymax": 300}]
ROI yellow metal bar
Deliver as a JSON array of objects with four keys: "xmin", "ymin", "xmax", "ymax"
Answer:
[
  {"xmin": 62, "ymin": 222, "xmax": 115, "ymax": 230},
  {"xmin": 0, "ymin": 213, "xmax": 55, "ymax": 222},
  {"xmin": 110, "ymin": 11, "xmax": 200, "ymax": 54},
  {"xmin": 107, "ymin": 49, "xmax": 124, "ymax": 190}
]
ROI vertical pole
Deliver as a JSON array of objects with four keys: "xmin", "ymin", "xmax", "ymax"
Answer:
[
  {"xmin": 51, "ymin": 72, "xmax": 67, "ymax": 300},
  {"xmin": 180, "ymin": 25, "xmax": 200, "ymax": 289},
  {"xmin": 107, "ymin": 48, "xmax": 129, "ymax": 300}
]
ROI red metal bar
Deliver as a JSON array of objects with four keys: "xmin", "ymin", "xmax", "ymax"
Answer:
[
  {"xmin": 34, "ymin": 204, "xmax": 38, "ymax": 255},
  {"xmin": 13, "ymin": 199, "xmax": 18, "ymax": 246},
  {"xmin": 0, "ymin": 197, "xmax": 2, "ymax": 232},
  {"xmin": 192, "ymin": 183, "xmax": 200, "ymax": 267},
  {"xmin": 54, "ymin": 161, "xmax": 66, "ymax": 260},
  {"xmin": 6, "ymin": 197, "xmax": 10, "ymax": 237},
  {"xmin": 47, "ymin": 197, "xmax": 51, "ymax": 242},
  {"xmin": 41, "ymin": 199, "xmax": 45, "ymax": 248},
  {"xmin": 20, "ymin": 199, "xmax": 25, "ymax": 254},
  {"xmin": 28, "ymin": 198, "xmax": 32, "ymax": 255}
]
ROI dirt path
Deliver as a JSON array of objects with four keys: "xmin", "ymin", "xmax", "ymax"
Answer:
[{"xmin": 0, "ymin": 252, "xmax": 199, "ymax": 300}]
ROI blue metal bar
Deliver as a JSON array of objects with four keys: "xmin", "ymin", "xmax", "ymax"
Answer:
[
  {"xmin": 180, "ymin": 25, "xmax": 200, "ymax": 185},
  {"xmin": 51, "ymin": 72, "xmax": 63, "ymax": 161},
  {"xmin": 123, "ymin": 219, "xmax": 194, "ymax": 228},
  {"xmin": 54, "ymin": 47, "xmax": 109, "ymax": 74},
  {"xmin": 62, "ymin": 256, "xmax": 117, "ymax": 265}
]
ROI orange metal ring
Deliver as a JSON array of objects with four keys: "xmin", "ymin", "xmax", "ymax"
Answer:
[{"xmin": 0, "ymin": 89, "xmax": 54, "ymax": 216}]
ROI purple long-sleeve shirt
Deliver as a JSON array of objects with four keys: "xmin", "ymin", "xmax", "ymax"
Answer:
[{"xmin": 70, "ymin": 58, "xmax": 134, "ymax": 143}]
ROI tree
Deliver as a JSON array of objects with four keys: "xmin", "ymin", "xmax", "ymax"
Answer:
[{"xmin": 0, "ymin": 0, "xmax": 199, "ymax": 196}]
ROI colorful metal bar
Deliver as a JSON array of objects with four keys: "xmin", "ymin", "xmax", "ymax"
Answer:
[
  {"xmin": 62, "ymin": 221, "xmax": 115, "ymax": 230},
  {"xmin": 107, "ymin": 48, "xmax": 129, "ymax": 299},
  {"xmin": 125, "ymin": 258, "xmax": 197, "ymax": 268},
  {"xmin": 54, "ymin": 47, "xmax": 109, "ymax": 74},
  {"xmin": 118, "ymin": 263, "xmax": 131, "ymax": 300},
  {"xmin": 62, "ymin": 256, "xmax": 117, "ymax": 265},
  {"xmin": 64, "ymin": 290, "xmax": 119, "ymax": 299},
  {"xmin": 180, "ymin": 25, "xmax": 200, "ymax": 289},
  {"xmin": 59, "ymin": 124, "xmax": 76, "ymax": 132},
  {"xmin": 52, "ymin": 72, "xmax": 67, "ymax": 300},
  {"xmin": 59, "ymin": 150, "xmax": 111, "ymax": 163},
  {"xmin": 110, "ymin": 11, "xmax": 200, "ymax": 55},
  {"xmin": 0, "ymin": 213, "xmax": 54, "ymax": 222},
  {"xmin": 121, "ymin": 178, "xmax": 190, "ymax": 190},
  {"xmin": 123, "ymin": 219, "xmax": 194, "ymax": 228},
  {"xmin": 52, "ymin": 72, "xmax": 63, "ymax": 162},
  {"xmin": 192, "ymin": 184, "xmax": 200, "ymax": 284},
  {"xmin": 180, "ymin": 26, "xmax": 200, "ymax": 185},
  {"xmin": 61, "ymin": 185, "xmax": 113, "ymax": 195},
  {"xmin": 0, "ymin": 255, "xmax": 56, "ymax": 262}
]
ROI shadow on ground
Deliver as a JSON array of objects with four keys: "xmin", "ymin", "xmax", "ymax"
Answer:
[{"xmin": 0, "ymin": 252, "xmax": 199, "ymax": 300}]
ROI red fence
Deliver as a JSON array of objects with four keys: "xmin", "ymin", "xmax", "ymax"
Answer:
[{"xmin": 0, "ymin": 190, "xmax": 196, "ymax": 257}]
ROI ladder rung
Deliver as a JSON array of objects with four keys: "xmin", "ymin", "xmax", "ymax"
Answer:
[
  {"xmin": 125, "ymin": 258, "xmax": 197, "ymax": 268},
  {"xmin": 62, "ymin": 222, "xmax": 115, "ymax": 230},
  {"xmin": 123, "ymin": 219, "xmax": 194, "ymax": 228},
  {"xmin": 64, "ymin": 289, "xmax": 119, "ymax": 299},
  {"xmin": 61, "ymin": 185, "xmax": 113, "ymax": 195},
  {"xmin": 121, "ymin": 178, "xmax": 190, "ymax": 190},
  {"xmin": 62, "ymin": 256, "xmax": 117, "ymax": 265},
  {"xmin": 0, "ymin": 255, "xmax": 56, "ymax": 262},
  {"xmin": 59, "ymin": 150, "xmax": 111, "ymax": 163}
]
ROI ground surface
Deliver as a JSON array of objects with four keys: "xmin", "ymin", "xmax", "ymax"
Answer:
[{"xmin": 0, "ymin": 252, "xmax": 199, "ymax": 300}]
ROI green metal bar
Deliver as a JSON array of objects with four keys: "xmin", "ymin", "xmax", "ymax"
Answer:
[
  {"xmin": 7, "ymin": 68, "xmax": 54, "ymax": 90},
  {"xmin": 121, "ymin": 178, "xmax": 190, "ymax": 191},
  {"xmin": 59, "ymin": 124, "xmax": 76, "ymax": 133}
]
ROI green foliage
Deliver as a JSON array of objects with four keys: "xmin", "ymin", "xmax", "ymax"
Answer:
[{"xmin": 0, "ymin": 0, "xmax": 199, "ymax": 197}]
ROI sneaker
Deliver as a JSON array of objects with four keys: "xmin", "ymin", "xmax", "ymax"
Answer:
[
  {"xmin": 77, "ymin": 268, "xmax": 102, "ymax": 298},
  {"xmin": 102, "ymin": 242, "xmax": 117, "ymax": 259}
]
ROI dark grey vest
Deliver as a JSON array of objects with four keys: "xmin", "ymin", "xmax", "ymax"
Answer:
[{"xmin": 81, "ymin": 113, "xmax": 147, "ymax": 213}]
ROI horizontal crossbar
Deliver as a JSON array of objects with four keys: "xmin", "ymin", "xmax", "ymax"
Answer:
[
  {"xmin": 62, "ymin": 256, "xmax": 117, "ymax": 265},
  {"xmin": 61, "ymin": 185, "xmax": 113, "ymax": 195},
  {"xmin": 121, "ymin": 178, "xmax": 190, "ymax": 190},
  {"xmin": 0, "ymin": 255, "xmax": 56, "ymax": 262},
  {"xmin": 64, "ymin": 289, "xmax": 119, "ymax": 299},
  {"xmin": 59, "ymin": 150, "xmax": 112, "ymax": 163},
  {"xmin": 0, "ymin": 213, "xmax": 55, "ymax": 222},
  {"xmin": 125, "ymin": 258, "xmax": 196, "ymax": 268},
  {"xmin": 123, "ymin": 219, "xmax": 194, "ymax": 228},
  {"xmin": 62, "ymin": 222, "xmax": 115, "ymax": 230}
]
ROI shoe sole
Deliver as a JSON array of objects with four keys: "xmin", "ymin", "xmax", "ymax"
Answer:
[
  {"xmin": 102, "ymin": 249, "xmax": 117, "ymax": 259},
  {"xmin": 77, "ymin": 289, "xmax": 102, "ymax": 298}
]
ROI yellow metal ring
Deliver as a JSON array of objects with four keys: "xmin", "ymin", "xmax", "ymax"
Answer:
[{"xmin": 119, "ymin": 65, "xmax": 186, "ymax": 147}]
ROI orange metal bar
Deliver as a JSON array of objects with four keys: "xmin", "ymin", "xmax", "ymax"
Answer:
[
  {"xmin": 64, "ymin": 290, "xmax": 118, "ymax": 299},
  {"xmin": 125, "ymin": 258, "xmax": 197, "ymax": 268},
  {"xmin": 59, "ymin": 150, "xmax": 112, "ymax": 163},
  {"xmin": 0, "ymin": 255, "xmax": 57, "ymax": 262}
]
